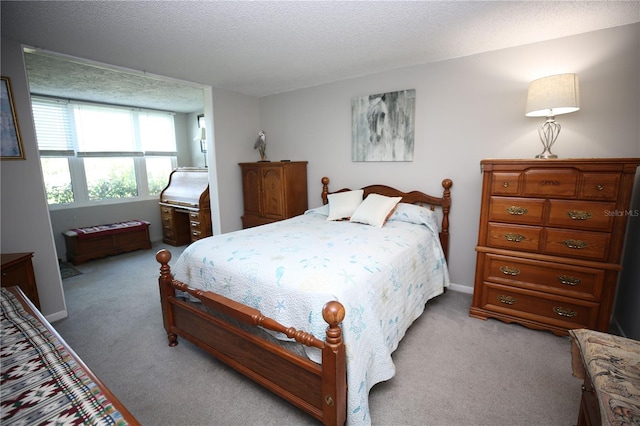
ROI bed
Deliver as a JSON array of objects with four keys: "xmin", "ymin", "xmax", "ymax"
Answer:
[
  {"xmin": 0, "ymin": 286, "xmax": 139, "ymax": 425},
  {"xmin": 156, "ymin": 176, "xmax": 453, "ymax": 425}
]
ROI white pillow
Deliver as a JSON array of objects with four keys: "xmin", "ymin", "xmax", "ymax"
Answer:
[
  {"xmin": 326, "ymin": 190, "xmax": 364, "ymax": 221},
  {"xmin": 350, "ymin": 194, "xmax": 403, "ymax": 227}
]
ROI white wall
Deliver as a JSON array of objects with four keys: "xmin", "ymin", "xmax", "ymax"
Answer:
[
  {"xmin": 210, "ymin": 87, "xmax": 261, "ymax": 233},
  {"xmin": 257, "ymin": 23, "xmax": 640, "ymax": 290},
  {"xmin": 1, "ymin": 38, "xmax": 67, "ymax": 319}
]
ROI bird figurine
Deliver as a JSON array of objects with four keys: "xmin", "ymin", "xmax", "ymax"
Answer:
[{"xmin": 254, "ymin": 131, "xmax": 267, "ymax": 161}]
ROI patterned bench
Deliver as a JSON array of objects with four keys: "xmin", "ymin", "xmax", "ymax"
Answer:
[
  {"xmin": 570, "ymin": 328, "xmax": 640, "ymax": 426},
  {"xmin": 63, "ymin": 220, "xmax": 151, "ymax": 265}
]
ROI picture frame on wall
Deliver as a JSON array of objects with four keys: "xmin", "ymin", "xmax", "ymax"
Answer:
[
  {"xmin": 1, "ymin": 76, "xmax": 26, "ymax": 160},
  {"xmin": 352, "ymin": 89, "xmax": 415, "ymax": 162}
]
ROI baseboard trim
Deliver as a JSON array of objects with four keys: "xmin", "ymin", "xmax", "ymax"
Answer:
[
  {"xmin": 448, "ymin": 282, "xmax": 473, "ymax": 294},
  {"xmin": 46, "ymin": 309, "xmax": 68, "ymax": 323}
]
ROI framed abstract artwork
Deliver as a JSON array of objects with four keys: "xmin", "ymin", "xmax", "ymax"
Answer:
[
  {"xmin": 352, "ymin": 89, "xmax": 415, "ymax": 162},
  {"xmin": 1, "ymin": 76, "xmax": 25, "ymax": 160}
]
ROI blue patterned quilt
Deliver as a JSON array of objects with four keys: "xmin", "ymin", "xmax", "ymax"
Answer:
[{"xmin": 173, "ymin": 204, "xmax": 450, "ymax": 425}]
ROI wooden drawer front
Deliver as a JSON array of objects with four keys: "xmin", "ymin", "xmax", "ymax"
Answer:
[
  {"xmin": 189, "ymin": 211, "xmax": 201, "ymax": 223},
  {"xmin": 488, "ymin": 197, "xmax": 544, "ymax": 225},
  {"xmin": 1, "ymin": 265, "xmax": 29, "ymax": 287},
  {"xmin": 486, "ymin": 223, "xmax": 541, "ymax": 252},
  {"xmin": 162, "ymin": 210, "xmax": 174, "ymax": 226},
  {"xmin": 523, "ymin": 168, "xmax": 579, "ymax": 198},
  {"xmin": 482, "ymin": 283, "xmax": 599, "ymax": 330},
  {"xmin": 491, "ymin": 172, "xmax": 521, "ymax": 195},
  {"xmin": 189, "ymin": 211, "xmax": 202, "ymax": 235},
  {"xmin": 580, "ymin": 173, "xmax": 620, "ymax": 201},
  {"xmin": 544, "ymin": 228, "xmax": 610, "ymax": 261},
  {"xmin": 548, "ymin": 200, "xmax": 615, "ymax": 231},
  {"xmin": 483, "ymin": 253, "xmax": 603, "ymax": 301}
]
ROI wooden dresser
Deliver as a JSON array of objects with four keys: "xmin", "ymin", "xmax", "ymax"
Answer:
[
  {"xmin": 470, "ymin": 158, "xmax": 639, "ymax": 336},
  {"xmin": 1, "ymin": 253, "xmax": 40, "ymax": 310},
  {"xmin": 239, "ymin": 161, "xmax": 308, "ymax": 228},
  {"xmin": 159, "ymin": 168, "xmax": 212, "ymax": 246}
]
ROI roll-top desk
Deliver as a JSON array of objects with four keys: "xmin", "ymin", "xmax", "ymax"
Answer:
[
  {"xmin": 159, "ymin": 168, "xmax": 212, "ymax": 246},
  {"xmin": 470, "ymin": 158, "xmax": 639, "ymax": 336}
]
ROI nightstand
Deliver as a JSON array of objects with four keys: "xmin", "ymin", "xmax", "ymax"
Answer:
[{"xmin": 1, "ymin": 252, "xmax": 41, "ymax": 310}]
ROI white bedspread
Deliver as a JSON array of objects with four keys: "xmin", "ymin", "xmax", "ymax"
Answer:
[{"xmin": 172, "ymin": 204, "xmax": 449, "ymax": 425}]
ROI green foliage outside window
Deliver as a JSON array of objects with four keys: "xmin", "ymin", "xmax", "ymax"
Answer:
[
  {"xmin": 45, "ymin": 184, "xmax": 74, "ymax": 205},
  {"xmin": 88, "ymin": 175, "xmax": 138, "ymax": 200}
]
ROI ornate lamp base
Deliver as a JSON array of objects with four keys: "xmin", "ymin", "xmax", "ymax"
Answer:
[{"xmin": 536, "ymin": 116, "xmax": 560, "ymax": 159}]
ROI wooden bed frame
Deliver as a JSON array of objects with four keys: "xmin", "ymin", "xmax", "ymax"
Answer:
[{"xmin": 156, "ymin": 176, "xmax": 452, "ymax": 425}]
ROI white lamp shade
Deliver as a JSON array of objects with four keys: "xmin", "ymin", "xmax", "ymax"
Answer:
[{"xmin": 525, "ymin": 73, "xmax": 580, "ymax": 117}]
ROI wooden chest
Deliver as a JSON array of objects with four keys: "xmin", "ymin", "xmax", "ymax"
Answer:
[
  {"xmin": 469, "ymin": 158, "xmax": 639, "ymax": 335},
  {"xmin": 63, "ymin": 221, "xmax": 151, "ymax": 265}
]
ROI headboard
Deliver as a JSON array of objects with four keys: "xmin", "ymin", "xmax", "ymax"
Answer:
[{"xmin": 320, "ymin": 176, "xmax": 453, "ymax": 261}]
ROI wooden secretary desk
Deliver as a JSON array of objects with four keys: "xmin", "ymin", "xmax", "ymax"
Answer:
[{"xmin": 159, "ymin": 168, "xmax": 212, "ymax": 246}]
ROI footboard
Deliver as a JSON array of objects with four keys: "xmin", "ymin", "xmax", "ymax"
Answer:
[{"xmin": 156, "ymin": 249, "xmax": 346, "ymax": 425}]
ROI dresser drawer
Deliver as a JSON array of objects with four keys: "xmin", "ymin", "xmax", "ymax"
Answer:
[
  {"xmin": 544, "ymin": 228, "xmax": 610, "ymax": 261},
  {"xmin": 486, "ymin": 223, "xmax": 541, "ymax": 252},
  {"xmin": 548, "ymin": 200, "xmax": 615, "ymax": 231},
  {"xmin": 489, "ymin": 197, "xmax": 544, "ymax": 225},
  {"xmin": 189, "ymin": 211, "xmax": 201, "ymax": 222},
  {"xmin": 491, "ymin": 172, "xmax": 521, "ymax": 195},
  {"xmin": 580, "ymin": 173, "xmax": 620, "ymax": 201},
  {"xmin": 481, "ymin": 283, "xmax": 599, "ymax": 330},
  {"xmin": 483, "ymin": 253, "xmax": 604, "ymax": 301},
  {"xmin": 162, "ymin": 225, "xmax": 175, "ymax": 240},
  {"xmin": 523, "ymin": 168, "xmax": 579, "ymax": 198}
]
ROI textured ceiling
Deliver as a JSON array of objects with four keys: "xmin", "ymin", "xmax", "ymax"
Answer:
[{"xmin": 2, "ymin": 1, "xmax": 639, "ymax": 113}]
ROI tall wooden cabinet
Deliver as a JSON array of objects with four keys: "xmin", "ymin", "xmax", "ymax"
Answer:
[
  {"xmin": 470, "ymin": 158, "xmax": 639, "ymax": 336},
  {"xmin": 239, "ymin": 161, "xmax": 308, "ymax": 228},
  {"xmin": 159, "ymin": 168, "xmax": 212, "ymax": 246}
]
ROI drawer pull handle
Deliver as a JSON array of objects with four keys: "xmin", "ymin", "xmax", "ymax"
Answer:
[
  {"xmin": 564, "ymin": 239, "xmax": 588, "ymax": 249},
  {"xmin": 596, "ymin": 184, "xmax": 604, "ymax": 191},
  {"xmin": 506, "ymin": 206, "xmax": 528, "ymax": 216},
  {"xmin": 503, "ymin": 182, "xmax": 509, "ymax": 188},
  {"xmin": 567, "ymin": 210, "xmax": 592, "ymax": 220},
  {"xmin": 498, "ymin": 295, "xmax": 516, "ymax": 305},
  {"xmin": 557, "ymin": 275, "xmax": 581, "ymax": 286},
  {"xmin": 499, "ymin": 266, "xmax": 521, "ymax": 276},
  {"xmin": 553, "ymin": 307, "xmax": 577, "ymax": 318},
  {"xmin": 504, "ymin": 233, "xmax": 525, "ymax": 242}
]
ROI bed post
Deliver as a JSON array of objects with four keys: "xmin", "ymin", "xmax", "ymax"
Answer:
[
  {"xmin": 156, "ymin": 249, "xmax": 178, "ymax": 347},
  {"xmin": 321, "ymin": 176, "xmax": 330, "ymax": 205},
  {"xmin": 321, "ymin": 301, "xmax": 346, "ymax": 426},
  {"xmin": 440, "ymin": 179, "xmax": 453, "ymax": 261}
]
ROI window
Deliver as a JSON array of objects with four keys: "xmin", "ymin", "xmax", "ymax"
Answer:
[{"xmin": 32, "ymin": 97, "xmax": 177, "ymax": 207}]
